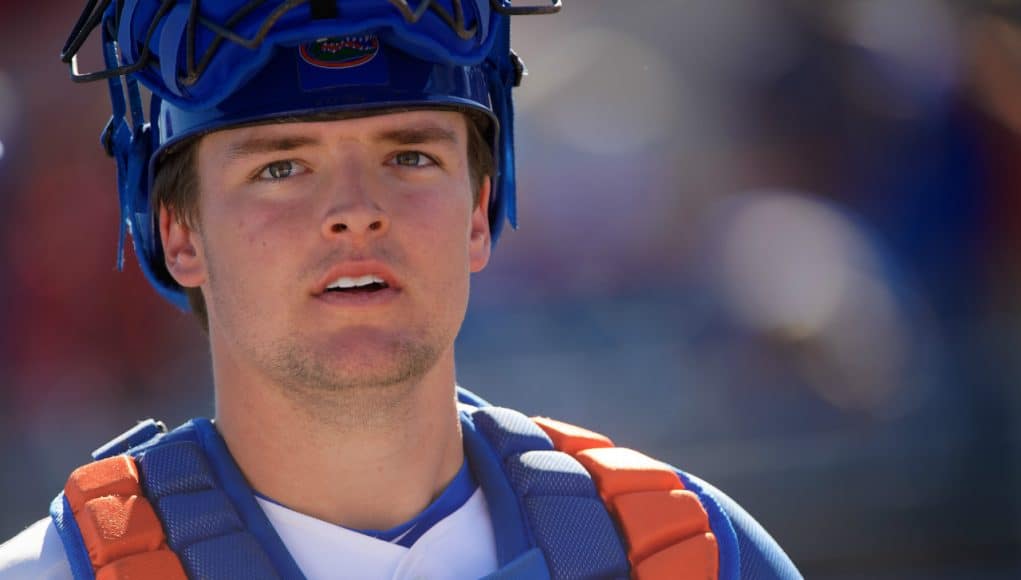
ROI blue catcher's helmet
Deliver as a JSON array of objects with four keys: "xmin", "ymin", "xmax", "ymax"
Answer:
[{"xmin": 61, "ymin": 0, "xmax": 562, "ymax": 309}]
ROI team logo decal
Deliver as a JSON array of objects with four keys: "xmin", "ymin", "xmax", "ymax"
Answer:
[{"xmin": 299, "ymin": 35, "xmax": 380, "ymax": 69}]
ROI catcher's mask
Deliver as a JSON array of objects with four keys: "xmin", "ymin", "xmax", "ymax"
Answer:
[{"xmin": 61, "ymin": 0, "xmax": 562, "ymax": 309}]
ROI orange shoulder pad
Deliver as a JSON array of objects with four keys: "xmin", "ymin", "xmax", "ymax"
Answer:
[
  {"xmin": 574, "ymin": 447, "xmax": 684, "ymax": 501},
  {"xmin": 64, "ymin": 456, "xmax": 187, "ymax": 580},
  {"xmin": 612, "ymin": 489, "xmax": 713, "ymax": 564},
  {"xmin": 633, "ymin": 533, "xmax": 718, "ymax": 580},
  {"xmin": 532, "ymin": 416, "xmax": 718, "ymax": 580},
  {"xmin": 65, "ymin": 455, "xmax": 139, "ymax": 510},
  {"xmin": 532, "ymin": 416, "xmax": 615, "ymax": 454}
]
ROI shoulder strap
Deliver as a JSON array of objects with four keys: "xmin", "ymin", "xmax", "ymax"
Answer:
[
  {"xmin": 58, "ymin": 455, "xmax": 187, "ymax": 580},
  {"xmin": 532, "ymin": 416, "xmax": 721, "ymax": 580},
  {"xmin": 468, "ymin": 406, "xmax": 726, "ymax": 579},
  {"xmin": 469, "ymin": 406, "xmax": 630, "ymax": 579},
  {"xmin": 52, "ymin": 420, "xmax": 295, "ymax": 580}
]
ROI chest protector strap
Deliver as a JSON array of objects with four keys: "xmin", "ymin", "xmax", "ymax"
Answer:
[
  {"xmin": 52, "ymin": 421, "xmax": 288, "ymax": 580},
  {"xmin": 468, "ymin": 406, "xmax": 719, "ymax": 580}
]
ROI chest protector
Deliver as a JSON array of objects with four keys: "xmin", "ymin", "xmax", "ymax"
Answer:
[{"xmin": 50, "ymin": 393, "xmax": 738, "ymax": 580}]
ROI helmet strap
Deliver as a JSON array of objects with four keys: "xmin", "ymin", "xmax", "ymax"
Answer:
[{"xmin": 100, "ymin": 22, "xmax": 149, "ymax": 272}]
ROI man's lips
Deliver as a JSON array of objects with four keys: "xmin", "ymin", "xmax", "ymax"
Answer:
[{"xmin": 312, "ymin": 260, "xmax": 401, "ymax": 296}]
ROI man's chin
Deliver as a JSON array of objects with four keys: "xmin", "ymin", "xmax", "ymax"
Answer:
[{"xmin": 275, "ymin": 334, "xmax": 442, "ymax": 393}]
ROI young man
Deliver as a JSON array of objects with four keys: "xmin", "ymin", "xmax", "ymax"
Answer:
[{"xmin": 1, "ymin": 2, "xmax": 801, "ymax": 578}]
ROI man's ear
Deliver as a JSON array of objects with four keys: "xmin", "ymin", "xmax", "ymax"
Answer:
[
  {"xmin": 159, "ymin": 206, "xmax": 207, "ymax": 287},
  {"xmin": 469, "ymin": 176, "xmax": 492, "ymax": 273}
]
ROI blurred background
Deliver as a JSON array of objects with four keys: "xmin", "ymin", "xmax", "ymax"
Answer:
[{"xmin": 1, "ymin": 1, "xmax": 1020, "ymax": 577}]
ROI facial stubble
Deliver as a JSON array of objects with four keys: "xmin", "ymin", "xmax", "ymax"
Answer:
[{"xmin": 202, "ymin": 236, "xmax": 456, "ymax": 419}]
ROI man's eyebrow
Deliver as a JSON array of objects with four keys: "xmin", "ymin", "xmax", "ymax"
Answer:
[
  {"xmin": 375, "ymin": 125, "xmax": 459, "ymax": 146},
  {"xmin": 226, "ymin": 135, "xmax": 321, "ymax": 159}
]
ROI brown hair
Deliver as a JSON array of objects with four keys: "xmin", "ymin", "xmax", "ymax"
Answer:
[{"xmin": 151, "ymin": 110, "xmax": 495, "ymax": 333}]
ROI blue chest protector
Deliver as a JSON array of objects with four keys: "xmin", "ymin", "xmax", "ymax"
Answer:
[{"xmin": 50, "ymin": 389, "xmax": 799, "ymax": 579}]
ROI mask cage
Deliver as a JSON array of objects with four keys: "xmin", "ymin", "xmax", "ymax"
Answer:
[{"xmin": 61, "ymin": 0, "xmax": 561, "ymax": 87}]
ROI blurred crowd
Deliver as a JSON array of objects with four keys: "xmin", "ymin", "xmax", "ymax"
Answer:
[{"xmin": 1, "ymin": 1, "xmax": 1019, "ymax": 578}]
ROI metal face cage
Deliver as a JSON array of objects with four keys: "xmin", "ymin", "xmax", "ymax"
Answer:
[{"xmin": 61, "ymin": 0, "xmax": 561, "ymax": 87}]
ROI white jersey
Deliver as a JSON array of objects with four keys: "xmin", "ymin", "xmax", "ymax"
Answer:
[{"xmin": 0, "ymin": 488, "xmax": 498, "ymax": 580}]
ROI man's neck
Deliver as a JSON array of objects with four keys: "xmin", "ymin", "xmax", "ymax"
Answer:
[{"xmin": 211, "ymin": 349, "xmax": 464, "ymax": 531}]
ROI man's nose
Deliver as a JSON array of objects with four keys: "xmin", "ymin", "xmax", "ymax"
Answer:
[{"xmin": 320, "ymin": 169, "xmax": 390, "ymax": 239}]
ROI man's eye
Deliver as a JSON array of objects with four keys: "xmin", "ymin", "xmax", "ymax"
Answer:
[
  {"xmin": 391, "ymin": 151, "xmax": 435, "ymax": 167},
  {"xmin": 258, "ymin": 160, "xmax": 306, "ymax": 180}
]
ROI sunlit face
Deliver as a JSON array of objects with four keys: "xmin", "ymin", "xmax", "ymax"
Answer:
[{"xmin": 163, "ymin": 110, "xmax": 491, "ymax": 395}]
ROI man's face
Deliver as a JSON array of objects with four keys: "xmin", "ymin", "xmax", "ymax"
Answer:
[{"xmin": 164, "ymin": 110, "xmax": 491, "ymax": 394}]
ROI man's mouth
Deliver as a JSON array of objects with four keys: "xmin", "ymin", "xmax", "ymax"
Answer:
[{"xmin": 324, "ymin": 274, "xmax": 391, "ymax": 295}]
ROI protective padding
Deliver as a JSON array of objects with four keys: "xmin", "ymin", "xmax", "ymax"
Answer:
[
  {"xmin": 504, "ymin": 451, "xmax": 599, "ymax": 498},
  {"xmin": 64, "ymin": 456, "xmax": 140, "ymax": 510},
  {"xmin": 77, "ymin": 495, "xmax": 164, "ymax": 567},
  {"xmin": 611, "ymin": 490, "xmax": 711, "ymax": 564},
  {"xmin": 63, "ymin": 454, "xmax": 188, "ymax": 579},
  {"xmin": 531, "ymin": 418, "xmax": 721, "ymax": 580},
  {"xmin": 574, "ymin": 447, "xmax": 684, "ymax": 502},
  {"xmin": 471, "ymin": 406, "xmax": 630, "ymax": 579},
  {"xmin": 96, "ymin": 548, "xmax": 187, "ymax": 580},
  {"xmin": 473, "ymin": 407, "xmax": 555, "ymax": 458},
  {"xmin": 180, "ymin": 532, "xmax": 281, "ymax": 580},
  {"xmin": 524, "ymin": 495, "xmax": 631, "ymax": 580},
  {"xmin": 134, "ymin": 438, "xmax": 280, "ymax": 579},
  {"xmin": 632, "ymin": 533, "xmax": 719, "ymax": 580},
  {"xmin": 156, "ymin": 490, "xmax": 245, "ymax": 552},
  {"xmin": 137, "ymin": 440, "xmax": 218, "ymax": 499},
  {"xmin": 532, "ymin": 416, "xmax": 615, "ymax": 455}
]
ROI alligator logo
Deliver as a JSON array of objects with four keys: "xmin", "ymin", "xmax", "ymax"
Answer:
[{"xmin": 299, "ymin": 35, "xmax": 380, "ymax": 69}]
